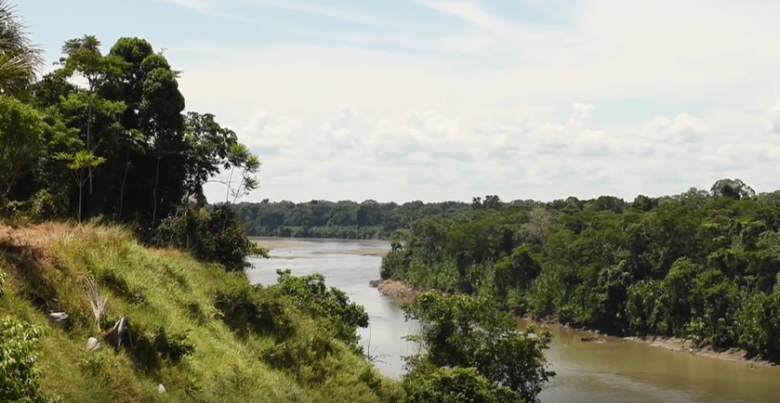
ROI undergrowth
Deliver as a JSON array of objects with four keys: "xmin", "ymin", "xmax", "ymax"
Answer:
[{"xmin": 0, "ymin": 222, "xmax": 401, "ymax": 402}]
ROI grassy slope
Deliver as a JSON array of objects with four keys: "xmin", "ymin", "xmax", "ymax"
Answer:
[{"xmin": 0, "ymin": 223, "xmax": 400, "ymax": 403}]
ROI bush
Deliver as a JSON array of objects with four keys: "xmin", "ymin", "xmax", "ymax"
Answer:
[
  {"xmin": 0, "ymin": 316, "xmax": 59, "ymax": 403},
  {"xmin": 154, "ymin": 205, "xmax": 267, "ymax": 271}
]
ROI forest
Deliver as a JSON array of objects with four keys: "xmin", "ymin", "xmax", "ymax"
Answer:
[
  {"xmin": 231, "ymin": 195, "xmax": 528, "ymax": 239},
  {"xmin": 0, "ymin": 2, "xmax": 553, "ymax": 402},
  {"xmin": 381, "ymin": 179, "xmax": 780, "ymax": 363}
]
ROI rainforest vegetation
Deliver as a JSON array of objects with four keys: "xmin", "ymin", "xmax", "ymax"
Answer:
[
  {"xmin": 0, "ymin": 1, "xmax": 553, "ymax": 402},
  {"xmin": 231, "ymin": 199, "xmax": 473, "ymax": 239},
  {"xmin": 381, "ymin": 179, "xmax": 780, "ymax": 363},
  {"xmin": 230, "ymin": 195, "xmax": 526, "ymax": 239}
]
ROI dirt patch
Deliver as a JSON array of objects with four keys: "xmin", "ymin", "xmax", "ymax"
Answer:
[
  {"xmin": 370, "ymin": 279, "xmax": 419, "ymax": 303},
  {"xmin": 0, "ymin": 221, "xmax": 75, "ymax": 249},
  {"xmin": 253, "ymin": 239, "xmax": 311, "ymax": 250},
  {"xmin": 629, "ymin": 336, "xmax": 771, "ymax": 367}
]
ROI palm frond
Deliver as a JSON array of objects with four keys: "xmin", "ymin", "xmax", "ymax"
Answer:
[
  {"xmin": 84, "ymin": 276, "xmax": 107, "ymax": 328},
  {"xmin": 0, "ymin": 0, "xmax": 44, "ymax": 93}
]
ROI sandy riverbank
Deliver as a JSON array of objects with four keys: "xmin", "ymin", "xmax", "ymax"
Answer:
[
  {"xmin": 372, "ymin": 279, "xmax": 774, "ymax": 368},
  {"xmin": 254, "ymin": 238, "xmax": 390, "ymax": 257}
]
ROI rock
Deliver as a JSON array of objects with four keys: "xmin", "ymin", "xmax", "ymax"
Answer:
[
  {"xmin": 48, "ymin": 312, "xmax": 69, "ymax": 324},
  {"xmin": 86, "ymin": 337, "xmax": 101, "ymax": 351},
  {"xmin": 158, "ymin": 384, "xmax": 166, "ymax": 393},
  {"xmin": 369, "ymin": 280, "xmax": 380, "ymax": 288}
]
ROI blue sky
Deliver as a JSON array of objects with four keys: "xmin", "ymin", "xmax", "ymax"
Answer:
[{"xmin": 17, "ymin": 0, "xmax": 780, "ymax": 202}]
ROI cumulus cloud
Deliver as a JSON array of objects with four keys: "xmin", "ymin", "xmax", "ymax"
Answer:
[
  {"xmin": 154, "ymin": 0, "xmax": 780, "ymax": 202},
  {"xmin": 205, "ymin": 100, "xmax": 780, "ymax": 203}
]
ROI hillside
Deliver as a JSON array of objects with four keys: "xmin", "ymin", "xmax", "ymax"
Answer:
[{"xmin": 0, "ymin": 222, "xmax": 401, "ymax": 403}]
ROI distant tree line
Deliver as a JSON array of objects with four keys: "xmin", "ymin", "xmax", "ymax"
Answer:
[
  {"xmin": 229, "ymin": 197, "xmax": 539, "ymax": 239},
  {"xmin": 381, "ymin": 179, "xmax": 780, "ymax": 363}
]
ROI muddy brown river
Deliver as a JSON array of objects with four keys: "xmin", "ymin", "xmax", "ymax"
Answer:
[{"xmin": 247, "ymin": 237, "xmax": 780, "ymax": 403}]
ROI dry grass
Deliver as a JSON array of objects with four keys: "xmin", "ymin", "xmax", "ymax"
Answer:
[{"xmin": 0, "ymin": 222, "xmax": 400, "ymax": 403}]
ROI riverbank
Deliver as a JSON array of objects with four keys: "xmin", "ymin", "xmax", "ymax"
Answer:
[
  {"xmin": 256, "ymin": 238, "xmax": 390, "ymax": 257},
  {"xmin": 372, "ymin": 278, "xmax": 774, "ymax": 368},
  {"xmin": 370, "ymin": 279, "xmax": 419, "ymax": 303}
]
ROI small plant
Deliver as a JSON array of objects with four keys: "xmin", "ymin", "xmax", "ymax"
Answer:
[{"xmin": 0, "ymin": 316, "xmax": 60, "ymax": 403}]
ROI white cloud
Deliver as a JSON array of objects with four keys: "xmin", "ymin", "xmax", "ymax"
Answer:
[
  {"xmin": 766, "ymin": 102, "xmax": 780, "ymax": 134},
  {"xmin": 239, "ymin": 0, "xmax": 396, "ymax": 27},
  {"xmin": 203, "ymin": 101, "xmax": 780, "ymax": 203},
  {"xmin": 155, "ymin": 0, "xmax": 780, "ymax": 202}
]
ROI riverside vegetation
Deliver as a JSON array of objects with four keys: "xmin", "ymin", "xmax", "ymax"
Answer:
[
  {"xmin": 0, "ymin": 2, "xmax": 553, "ymax": 403},
  {"xmin": 380, "ymin": 180, "xmax": 780, "ymax": 364}
]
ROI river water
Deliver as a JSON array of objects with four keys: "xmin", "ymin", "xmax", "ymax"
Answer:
[{"xmin": 247, "ymin": 238, "xmax": 780, "ymax": 403}]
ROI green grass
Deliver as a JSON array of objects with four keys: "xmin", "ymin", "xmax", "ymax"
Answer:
[{"xmin": 0, "ymin": 222, "xmax": 401, "ymax": 402}]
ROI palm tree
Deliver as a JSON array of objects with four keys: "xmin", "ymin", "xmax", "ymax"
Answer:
[{"xmin": 0, "ymin": 0, "xmax": 44, "ymax": 95}]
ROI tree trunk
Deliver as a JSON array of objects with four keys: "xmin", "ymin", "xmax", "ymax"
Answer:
[
  {"xmin": 119, "ymin": 148, "xmax": 130, "ymax": 218},
  {"xmin": 151, "ymin": 156, "xmax": 161, "ymax": 227},
  {"xmin": 87, "ymin": 89, "xmax": 94, "ymax": 196}
]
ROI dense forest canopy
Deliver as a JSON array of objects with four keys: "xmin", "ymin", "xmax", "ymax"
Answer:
[
  {"xmin": 380, "ymin": 178, "xmax": 780, "ymax": 363},
  {"xmin": 230, "ymin": 197, "xmax": 537, "ymax": 239}
]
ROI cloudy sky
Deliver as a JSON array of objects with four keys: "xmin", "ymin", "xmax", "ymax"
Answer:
[{"xmin": 19, "ymin": 0, "xmax": 780, "ymax": 203}]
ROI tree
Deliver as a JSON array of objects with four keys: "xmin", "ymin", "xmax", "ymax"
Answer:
[
  {"xmin": 711, "ymin": 178, "xmax": 755, "ymax": 200},
  {"xmin": 58, "ymin": 35, "xmax": 126, "ymax": 196},
  {"xmin": 0, "ymin": 94, "xmax": 42, "ymax": 205},
  {"xmin": 522, "ymin": 206, "xmax": 553, "ymax": 248},
  {"xmin": 402, "ymin": 292, "xmax": 554, "ymax": 403},
  {"xmin": 0, "ymin": 0, "xmax": 43, "ymax": 95},
  {"xmin": 224, "ymin": 143, "xmax": 261, "ymax": 204},
  {"xmin": 55, "ymin": 150, "xmax": 106, "ymax": 223}
]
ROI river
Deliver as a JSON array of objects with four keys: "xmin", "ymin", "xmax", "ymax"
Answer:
[{"xmin": 246, "ymin": 237, "xmax": 780, "ymax": 403}]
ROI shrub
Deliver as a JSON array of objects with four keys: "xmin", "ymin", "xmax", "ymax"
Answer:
[
  {"xmin": 154, "ymin": 205, "xmax": 267, "ymax": 271},
  {"xmin": 0, "ymin": 316, "xmax": 59, "ymax": 403}
]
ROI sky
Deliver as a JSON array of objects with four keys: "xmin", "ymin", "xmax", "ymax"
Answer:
[{"xmin": 17, "ymin": 0, "xmax": 780, "ymax": 203}]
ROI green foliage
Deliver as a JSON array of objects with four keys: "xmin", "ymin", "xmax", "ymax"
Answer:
[
  {"xmin": 403, "ymin": 365, "xmax": 515, "ymax": 403},
  {"xmin": 402, "ymin": 292, "xmax": 554, "ymax": 403},
  {"xmin": 273, "ymin": 269, "xmax": 370, "ymax": 350},
  {"xmin": 0, "ymin": 94, "xmax": 43, "ymax": 206},
  {"xmin": 230, "ymin": 199, "xmax": 482, "ymax": 239},
  {"xmin": 1, "ymin": 23, "xmax": 262, "ymax": 272},
  {"xmin": 382, "ymin": 183, "xmax": 780, "ymax": 363},
  {"xmin": 213, "ymin": 269, "xmax": 369, "ymax": 351},
  {"xmin": 154, "ymin": 205, "xmax": 267, "ymax": 271},
  {"xmin": 0, "ymin": 316, "xmax": 58, "ymax": 403}
]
